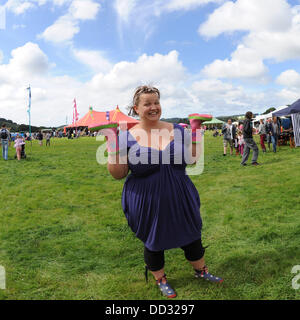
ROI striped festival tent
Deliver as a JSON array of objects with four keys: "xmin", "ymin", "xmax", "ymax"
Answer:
[
  {"xmin": 273, "ymin": 99, "xmax": 300, "ymax": 147},
  {"xmin": 292, "ymin": 113, "xmax": 300, "ymax": 147}
]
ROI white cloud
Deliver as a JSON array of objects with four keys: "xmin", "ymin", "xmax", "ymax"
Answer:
[
  {"xmin": 114, "ymin": 0, "xmax": 137, "ymax": 22},
  {"xmin": 192, "ymin": 78, "xmax": 236, "ymax": 93},
  {"xmin": 242, "ymin": 13, "xmax": 300, "ymax": 63},
  {"xmin": 199, "ymin": 0, "xmax": 292, "ymax": 37},
  {"xmin": 0, "ymin": 47, "xmax": 187, "ymax": 126},
  {"xmin": 7, "ymin": 42, "xmax": 49, "ymax": 77},
  {"xmin": 69, "ymin": 0, "xmax": 100, "ymax": 20},
  {"xmin": 114, "ymin": 0, "xmax": 223, "ymax": 41},
  {"xmin": 276, "ymin": 70, "xmax": 300, "ymax": 88},
  {"xmin": 0, "ymin": 43, "xmax": 52, "ymax": 122},
  {"xmin": 190, "ymin": 78, "xmax": 260, "ymax": 114},
  {"xmin": 202, "ymin": 45, "xmax": 269, "ymax": 80},
  {"xmin": 38, "ymin": 15, "xmax": 80, "ymax": 43},
  {"xmin": 52, "ymin": 0, "xmax": 71, "ymax": 6},
  {"xmin": 114, "ymin": 0, "xmax": 223, "ymax": 22},
  {"xmin": 199, "ymin": 0, "xmax": 300, "ymax": 80},
  {"xmin": 276, "ymin": 88, "xmax": 300, "ymax": 103},
  {"xmin": 0, "ymin": 44, "xmax": 290, "ymax": 126},
  {"xmin": 39, "ymin": 0, "xmax": 100, "ymax": 44},
  {"xmin": 0, "ymin": 42, "xmax": 49, "ymax": 104},
  {"xmin": 87, "ymin": 50, "xmax": 187, "ymax": 94},
  {"xmin": 72, "ymin": 48, "xmax": 113, "ymax": 73},
  {"xmin": 5, "ymin": 0, "xmax": 34, "ymax": 15},
  {"xmin": 165, "ymin": 0, "xmax": 224, "ymax": 12},
  {"xmin": 275, "ymin": 69, "xmax": 300, "ymax": 104},
  {"xmin": 4, "ymin": 0, "xmax": 72, "ymax": 14}
]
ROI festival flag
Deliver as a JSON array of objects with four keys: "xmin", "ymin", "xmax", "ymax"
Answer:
[
  {"xmin": 26, "ymin": 85, "xmax": 31, "ymax": 137},
  {"xmin": 73, "ymin": 98, "xmax": 79, "ymax": 122},
  {"xmin": 89, "ymin": 106, "xmax": 94, "ymax": 119},
  {"xmin": 111, "ymin": 105, "xmax": 120, "ymax": 122},
  {"xmin": 27, "ymin": 86, "xmax": 31, "ymax": 113},
  {"xmin": 72, "ymin": 106, "xmax": 75, "ymax": 125}
]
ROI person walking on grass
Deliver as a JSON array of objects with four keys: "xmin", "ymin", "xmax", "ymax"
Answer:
[
  {"xmin": 46, "ymin": 132, "xmax": 51, "ymax": 147},
  {"xmin": 268, "ymin": 117, "xmax": 280, "ymax": 153},
  {"xmin": 99, "ymin": 85, "xmax": 223, "ymax": 299},
  {"xmin": 237, "ymin": 130, "xmax": 245, "ymax": 156},
  {"xmin": 0, "ymin": 124, "xmax": 11, "ymax": 161},
  {"xmin": 258, "ymin": 119, "xmax": 267, "ymax": 153},
  {"xmin": 265, "ymin": 118, "xmax": 273, "ymax": 151},
  {"xmin": 37, "ymin": 131, "xmax": 43, "ymax": 146},
  {"xmin": 222, "ymin": 118, "xmax": 236, "ymax": 156},
  {"xmin": 14, "ymin": 134, "xmax": 25, "ymax": 161},
  {"xmin": 241, "ymin": 111, "xmax": 260, "ymax": 166}
]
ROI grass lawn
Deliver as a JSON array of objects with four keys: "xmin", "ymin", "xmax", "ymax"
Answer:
[{"xmin": 0, "ymin": 134, "xmax": 299, "ymax": 300}]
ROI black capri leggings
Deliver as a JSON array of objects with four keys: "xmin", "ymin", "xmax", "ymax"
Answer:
[{"xmin": 144, "ymin": 238, "xmax": 205, "ymax": 272}]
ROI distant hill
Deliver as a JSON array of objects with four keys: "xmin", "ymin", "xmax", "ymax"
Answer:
[
  {"xmin": 162, "ymin": 114, "xmax": 257, "ymax": 124},
  {"xmin": 0, "ymin": 117, "xmax": 48, "ymax": 132},
  {"xmin": 161, "ymin": 117, "xmax": 189, "ymax": 124},
  {"xmin": 216, "ymin": 114, "xmax": 258, "ymax": 122}
]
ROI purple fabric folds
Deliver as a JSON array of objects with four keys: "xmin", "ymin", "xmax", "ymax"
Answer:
[{"xmin": 120, "ymin": 124, "xmax": 202, "ymax": 251}]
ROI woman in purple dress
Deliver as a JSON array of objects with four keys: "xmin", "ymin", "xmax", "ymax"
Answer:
[{"xmin": 104, "ymin": 86, "xmax": 223, "ymax": 298}]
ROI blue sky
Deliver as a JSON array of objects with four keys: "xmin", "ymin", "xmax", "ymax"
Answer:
[{"xmin": 0, "ymin": 0, "xmax": 300, "ymax": 126}]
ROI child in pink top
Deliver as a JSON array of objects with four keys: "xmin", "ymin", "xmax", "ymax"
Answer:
[
  {"xmin": 237, "ymin": 131, "xmax": 245, "ymax": 156},
  {"xmin": 14, "ymin": 135, "xmax": 25, "ymax": 160}
]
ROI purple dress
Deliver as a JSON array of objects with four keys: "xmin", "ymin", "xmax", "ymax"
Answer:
[{"xmin": 119, "ymin": 123, "xmax": 202, "ymax": 252}]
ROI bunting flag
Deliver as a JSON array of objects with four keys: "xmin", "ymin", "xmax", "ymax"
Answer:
[
  {"xmin": 73, "ymin": 98, "xmax": 79, "ymax": 122},
  {"xmin": 111, "ymin": 105, "xmax": 120, "ymax": 122},
  {"xmin": 72, "ymin": 105, "xmax": 75, "ymax": 125},
  {"xmin": 27, "ymin": 86, "xmax": 31, "ymax": 114},
  {"xmin": 89, "ymin": 106, "xmax": 94, "ymax": 119}
]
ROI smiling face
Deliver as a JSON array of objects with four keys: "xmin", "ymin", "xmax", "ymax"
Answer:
[{"xmin": 134, "ymin": 93, "xmax": 162, "ymax": 122}]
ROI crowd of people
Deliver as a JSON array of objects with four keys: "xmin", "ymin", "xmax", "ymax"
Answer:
[
  {"xmin": 0, "ymin": 124, "xmax": 26, "ymax": 161},
  {"xmin": 0, "ymin": 124, "xmax": 102, "ymax": 161},
  {"xmin": 0, "ymin": 126, "xmax": 63, "ymax": 160},
  {"xmin": 219, "ymin": 113, "xmax": 293, "ymax": 166},
  {"xmin": 66, "ymin": 128, "xmax": 98, "ymax": 139},
  {"xmin": 1, "ymin": 112, "xmax": 294, "ymax": 163}
]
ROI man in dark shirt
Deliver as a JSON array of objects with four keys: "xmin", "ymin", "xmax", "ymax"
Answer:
[
  {"xmin": 241, "ymin": 111, "xmax": 260, "ymax": 166},
  {"xmin": 0, "ymin": 124, "xmax": 11, "ymax": 160},
  {"xmin": 37, "ymin": 131, "xmax": 43, "ymax": 146}
]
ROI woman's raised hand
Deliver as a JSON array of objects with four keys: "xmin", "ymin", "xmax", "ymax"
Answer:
[{"xmin": 91, "ymin": 122, "xmax": 119, "ymax": 155}]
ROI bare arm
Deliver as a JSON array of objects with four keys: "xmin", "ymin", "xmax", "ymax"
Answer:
[{"xmin": 107, "ymin": 154, "xmax": 129, "ymax": 180}]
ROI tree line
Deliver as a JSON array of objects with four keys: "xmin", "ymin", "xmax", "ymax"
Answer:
[{"xmin": 0, "ymin": 117, "xmax": 48, "ymax": 132}]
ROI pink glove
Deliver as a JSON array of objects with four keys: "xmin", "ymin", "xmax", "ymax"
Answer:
[
  {"xmin": 91, "ymin": 123, "xmax": 119, "ymax": 155},
  {"xmin": 188, "ymin": 114, "xmax": 212, "ymax": 144},
  {"xmin": 189, "ymin": 117, "xmax": 203, "ymax": 144}
]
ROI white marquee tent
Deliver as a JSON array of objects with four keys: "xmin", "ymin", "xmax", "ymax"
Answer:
[{"xmin": 252, "ymin": 106, "xmax": 288, "ymax": 122}]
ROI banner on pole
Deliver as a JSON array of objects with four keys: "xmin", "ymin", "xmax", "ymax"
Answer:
[{"xmin": 27, "ymin": 86, "xmax": 31, "ymax": 137}]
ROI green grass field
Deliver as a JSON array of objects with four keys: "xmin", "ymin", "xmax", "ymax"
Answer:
[{"xmin": 0, "ymin": 134, "xmax": 299, "ymax": 300}]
